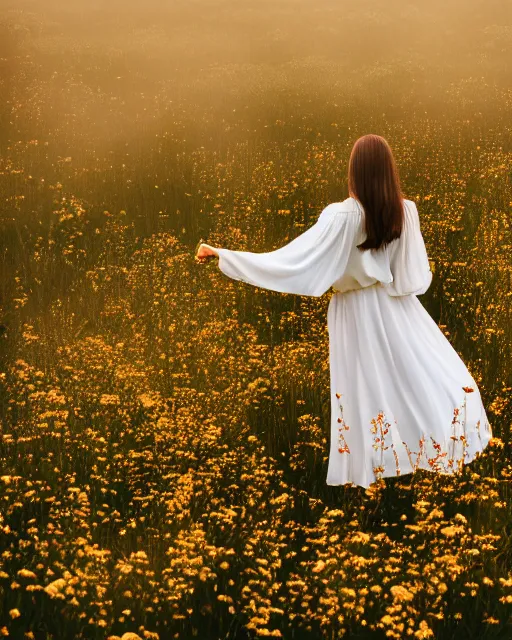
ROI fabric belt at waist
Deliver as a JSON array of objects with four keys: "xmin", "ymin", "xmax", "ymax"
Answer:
[{"xmin": 330, "ymin": 282, "xmax": 382, "ymax": 296}]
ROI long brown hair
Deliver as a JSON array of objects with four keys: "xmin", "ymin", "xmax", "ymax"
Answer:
[{"xmin": 348, "ymin": 134, "xmax": 405, "ymax": 251}]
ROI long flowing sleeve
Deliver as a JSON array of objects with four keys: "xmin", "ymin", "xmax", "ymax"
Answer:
[
  {"xmin": 383, "ymin": 200, "xmax": 433, "ymax": 297},
  {"xmin": 216, "ymin": 204, "xmax": 358, "ymax": 297}
]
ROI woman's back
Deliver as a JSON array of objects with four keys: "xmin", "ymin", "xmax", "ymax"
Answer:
[{"xmin": 326, "ymin": 197, "xmax": 433, "ymax": 297}]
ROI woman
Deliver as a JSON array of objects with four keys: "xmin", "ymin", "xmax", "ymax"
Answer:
[{"xmin": 196, "ymin": 134, "xmax": 492, "ymax": 489}]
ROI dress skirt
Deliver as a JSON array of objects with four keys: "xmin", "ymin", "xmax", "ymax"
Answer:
[{"xmin": 326, "ymin": 282, "xmax": 493, "ymax": 489}]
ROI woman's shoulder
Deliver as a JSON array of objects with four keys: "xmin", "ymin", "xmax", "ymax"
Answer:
[
  {"xmin": 317, "ymin": 200, "xmax": 362, "ymax": 225},
  {"xmin": 321, "ymin": 198, "xmax": 362, "ymax": 216},
  {"xmin": 321, "ymin": 197, "xmax": 417, "ymax": 221},
  {"xmin": 404, "ymin": 199, "xmax": 421, "ymax": 214},
  {"xmin": 403, "ymin": 199, "xmax": 421, "ymax": 223}
]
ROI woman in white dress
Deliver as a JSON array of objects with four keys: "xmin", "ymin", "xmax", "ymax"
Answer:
[{"xmin": 196, "ymin": 134, "xmax": 493, "ymax": 489}]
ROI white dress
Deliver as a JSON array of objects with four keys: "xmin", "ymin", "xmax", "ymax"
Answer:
[{"xmin": 216, "ymin": 197, "xmax": 493, "ymax": 489}]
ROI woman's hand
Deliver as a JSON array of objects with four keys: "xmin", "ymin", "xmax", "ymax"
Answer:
[{"xmin": 195, "ymin": 242, "xmax": 219, "ymax": 261}]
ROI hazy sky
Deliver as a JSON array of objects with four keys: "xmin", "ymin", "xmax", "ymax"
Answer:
[
  {"xmin": 0, "ymin": 0, "xmax": 509, "ymax": 159},
  {"xmin": 1, "ymin": 0, "xmax": 510, "ymax": 80}
]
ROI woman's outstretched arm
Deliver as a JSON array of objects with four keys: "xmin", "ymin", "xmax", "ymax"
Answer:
[{"xmin": 196, "ymin": 204, "xmax": 358, "ymax": 297}]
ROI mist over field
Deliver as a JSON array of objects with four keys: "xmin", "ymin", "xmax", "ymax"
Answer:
[{"xmin": 1, "ymin": 0, "xmax": 510, "ymax": 155}]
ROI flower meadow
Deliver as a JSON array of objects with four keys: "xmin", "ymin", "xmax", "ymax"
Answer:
[{"xmin": 1, "ymin": 4, "xmax": 512, "ymax": 639}]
